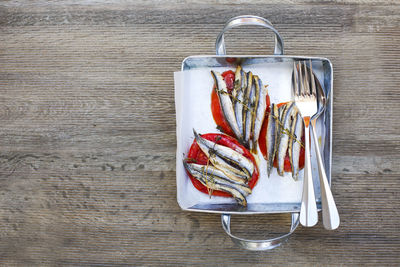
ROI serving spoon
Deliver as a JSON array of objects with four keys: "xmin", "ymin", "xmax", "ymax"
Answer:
[{"xmin": 309, "ymin": 62, "xmax": 340, "ymax": 230}]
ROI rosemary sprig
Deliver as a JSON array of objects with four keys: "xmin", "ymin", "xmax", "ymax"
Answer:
[
  {"xmin": 202, "ymin": 159, "xmax": 214, "ymax": 197},
  {"xmin": 215, "ymin": 88, "xmax": 256, "ymax": 115},
  {"xmin": 202, "ymin": 139, "xmax": 222, "ymax": 197},
  {"xmin": 271, "ymin": 114, "xmax": 305, "ymax": 148}
]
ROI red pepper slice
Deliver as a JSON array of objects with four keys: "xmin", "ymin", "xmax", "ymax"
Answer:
[
  {"xmin": 221, "ymin": 70, "xmax": 235, "ymax": 93},
  {"xmin": 186, "ymin": 133, "xmax": 259, "ymax": 197}
]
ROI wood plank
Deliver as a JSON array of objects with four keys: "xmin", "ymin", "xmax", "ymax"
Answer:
[{"xmin": 0, "ymin": 0, "xmax": 399, "ymax": 265}]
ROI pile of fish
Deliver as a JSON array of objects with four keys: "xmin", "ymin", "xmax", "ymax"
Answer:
[
  {"xmin": 184, "ymin": 130, "xmax": 255, "ymax": 206},
  {"xmin": 184, "ymin": 67, "xmax": 305, "ymax": 206},
  {"xmin": 265, "ymin": 102, "xmax": 304, "ymax": 180},
  {"xmin": 211, "ymin": 65, "xmax": 267, "ymax": 153}
]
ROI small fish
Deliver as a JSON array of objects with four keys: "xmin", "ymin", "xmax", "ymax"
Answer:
[
  {"xmin": 232, "ymin": 65, "xmax": 242, "ymax": 100},
  {"xmin": 249, "ymin": 75, "xmax": 260, "ymax": 152},
  {"xmin": 244, "ymin": 73, "xmax": 255, "ymax": 148},
  {"xmin": 287, "ymin": 109, "xmax": 297, "ymax": 175},
  {"xmin": 184, "ymin": 161, "xmax": 247, "ymax": 185},
  {"xmin": 242, "ymin": 71, "xmax": 253, "ymax": 147},
  {"xmin": 184, "ymin": 161, "xmax": 247, "ymax": 206},
  {"xmin": 197, "ymin": 176, "xmax": 247, "ymax": 206},
  {"xmin": 277, "ymin": 102, "xmax": 295, "ymax": 176},
  {"xmin": 234, "ymin": 69, "xmax": 246, "ymax": 137},
  {"xmin": 251, "ymin": 75, "xmax": 268, "ymax": 153},
  {"xmin": 216, "ymin": 164, "xmax": 249, "ymax": 182},
  {"xmin": 272, "ymin": 104, "xmax": 286, "ymax": 174},
  {"xmin": 289, "ymin": 109, "xmax": 303, "ymax": 180},
  {"xmin": 279, "ymin": 103, "xmax": 287, "ymax": 121},
  {"xmin": 266, "ymin": 104, "xmax": 278, "ymax": 176},
  {"xmin": 183, "ymin": 162, "xmax": 252, "ymax": 196},
  {"xmin": 193, "ymin": 130, "xmax": 254, "ymax": 179},
  {"xmin": 211, "ymin": 71, "xmax": 242, "ymax": 140}
]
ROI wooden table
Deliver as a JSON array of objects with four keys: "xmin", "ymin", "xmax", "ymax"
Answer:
[{"xmin": 1, "ymin": 1, "xmax": 399, "ymax": 265}]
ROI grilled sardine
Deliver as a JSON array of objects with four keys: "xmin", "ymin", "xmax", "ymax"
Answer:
[
  {"xmin": 277, "ymin": 102, "xmax": 295, "ymax": 176},
  {"xmin": 193, "ymin": 130, "xmax": 254, "ymax": 178},
  {"xmin": 251, "ymin": 75, "xmax": 267, "ymax": 153},
  {"xmin": 211, "ymin": 71, "xmax": 242, "ymax": 140},
  {"xmin": 244, "ymin": 73, "xmax": 255, "ymax": 149},
  {"xmin": 242, "ymin": 72, "xmax": 253, "ymax": 148},
  {"xmin": 184, "ymin": 162, "xmax": 252, "ymax": 196},
  {"xmin": 234, "ymin": 69, "xmax": 246, "ymax": 137},
  {"xmin": 184, "ymin": 161, "xmax": 247, "ymax": 185},
  {"xmin": 289, "ymin": 109, "xmax": 303, "ymax": 180},
  {"xmin": 266, "ymin": 103, "xmax": 279, "ymax": 176}
]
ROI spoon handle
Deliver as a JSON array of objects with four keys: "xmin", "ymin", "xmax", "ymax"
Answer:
[{"xmin": 311, "ymin": 119, "xmax": 340, "ymax": 230}]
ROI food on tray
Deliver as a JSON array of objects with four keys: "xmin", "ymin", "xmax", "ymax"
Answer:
[
  {"xmin": 277, "ymin": 102, "xmax": 296, "ymax": 176},
  {"xmin": 210, "ymin": 66, "xmax": 269, "ymax": 153},
  {"xmin": 211, "ymin": 71, "xmax": 242, "ymax": 140},
  {"xmin": 184, "ymin": 162, "xmax": 251, "ymax": 206},
  {"xmin": 260, "ymin": 102, "xmax": 305, "ymax": 180},
  {"xmin": 233, "ymin": 67, "xmax": 245, "ymax": 139},
  {"xmin": 265, "ymin": 103, "xmax": 279, "ymax": 176},
  {"xmin": 210, "ymin": 66, "xmax": 305, "ymax": 180},
  {"xmin": 193, "ymin": 130, "xmax": 254, "ymax": 180},
  {"xmin": 183, "ymin": 131, "xmax": 259, "ymax": 206},
  {"xmin": 288, "ymin": 106, "xmax": 304, "ymax": 180}
]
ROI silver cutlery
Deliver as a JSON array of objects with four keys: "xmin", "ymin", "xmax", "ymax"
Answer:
[
  {"xmin": 309, "ymin": 62, "xmax": 340, "ymax": 230},
  {"xmin": 293, "ymin": 60, "xmax": 318, "ymax": 227}
]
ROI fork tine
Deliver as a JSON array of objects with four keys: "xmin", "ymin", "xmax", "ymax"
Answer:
[
  {"xmin": 303, "ymin": 61, "xmax": 311, "ymax": 95},
  {"xmin": 309, "ymin": 59, "xmax": 316, "ymax": 97},
  {"xmin": 293, "ymin": 61, "xmax": 299, "ymax": 95},
  {"xmin": 298, "ymin": 62, "xmax": 305, "ymax": 96}
]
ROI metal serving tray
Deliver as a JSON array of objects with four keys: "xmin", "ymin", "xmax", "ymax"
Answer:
[{"xmin": 174, "ymin": 16, "xmax": 333, "ymax": 250}]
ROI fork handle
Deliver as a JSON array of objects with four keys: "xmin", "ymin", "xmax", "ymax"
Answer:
[
  {"xmin": 311, "ymin": 119, "xmax": 340, "ymax": 230},
  {"xmin": 300, "ymin": 121, "xmax": 318, "ymax": 227}
]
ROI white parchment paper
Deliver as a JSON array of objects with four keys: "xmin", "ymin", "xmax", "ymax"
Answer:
[{"xmin": 175, "ymin": 61, "xmax": 325, "ymax": 210}]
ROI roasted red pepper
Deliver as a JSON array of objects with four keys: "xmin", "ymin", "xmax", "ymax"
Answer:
[{"xmin": 221, "ymin": 70, "xmax": 235, "ymax": 92}]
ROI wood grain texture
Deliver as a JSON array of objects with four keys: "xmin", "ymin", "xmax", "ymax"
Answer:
[{"xmin": 0, "ymin": 0, "xmax": 399, "ymax": 266}]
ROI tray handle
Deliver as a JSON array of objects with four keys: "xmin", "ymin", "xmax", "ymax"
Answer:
[
  {"xmin": 215, "ymin": 15, "xmax": 284, "ymax": 56},
  {"xmin": 221, "ymin": 212, "xmax": 299, "ymax": 251}
]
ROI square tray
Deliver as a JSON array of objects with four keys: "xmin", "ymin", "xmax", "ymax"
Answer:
[{"xmin": 175, "ymin": 55, "xmax": 333, "ymax": 215}]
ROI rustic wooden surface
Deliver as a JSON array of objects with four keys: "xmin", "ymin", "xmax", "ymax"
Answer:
[{"xmin": 0, "ymin": 0, "xmax": 399, "ymax": 266}]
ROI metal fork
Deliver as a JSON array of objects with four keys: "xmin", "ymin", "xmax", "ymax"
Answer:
[{"xmin": 293, "ymin": 60, "xmax": 318, "ymax": 227}]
